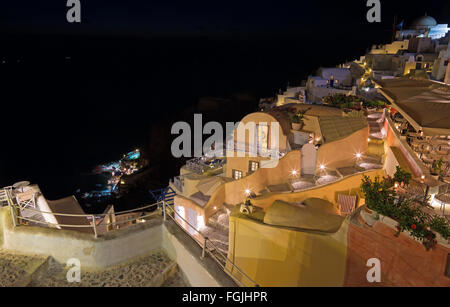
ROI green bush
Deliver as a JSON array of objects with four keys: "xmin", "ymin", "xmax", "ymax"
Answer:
[
  {"xmin": 361, "ymin": 175, "xmax": 450, "ymax": 250},
  {"xmin": 392, "ymin": 166, "xmax": 412, "ymax": 186}
]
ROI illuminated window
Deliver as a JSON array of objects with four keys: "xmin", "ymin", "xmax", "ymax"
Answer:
[
  {"xmin": 249, "ymin": 161, "xmax": 260, "ymax": 172},
  {"xmin": 232, "ymin": 170, "xmax": 243, "ymax": 180}
]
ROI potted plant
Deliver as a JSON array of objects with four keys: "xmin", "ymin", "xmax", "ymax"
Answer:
[
  {"xmin": 393, "ymin": 166, "xmax": 412, "ymax": 187},
  {"xmin": 290, "ymin": 109, "xmax": 309, "ymax": 131},
  {"xmin": 430, "ymin": 158, "xmax": 443, "ymax": 180}
]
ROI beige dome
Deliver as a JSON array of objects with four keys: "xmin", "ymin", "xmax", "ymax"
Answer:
[{"xmin": 411, "ymin": 15, "xmax": 437, "ymax": 29}]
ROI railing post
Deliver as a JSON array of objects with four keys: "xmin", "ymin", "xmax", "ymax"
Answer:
[
  {"xmin": 9, "ymin": 203, "xmax": 17, "ymax": 228},
  {"xmin": 201, "ymin": 237, "xmax": 207, "ymax": 259},
  {"xmin": 163, "ymin": 201, "xmax": 167, "ymax": 221},
  {"xmin": 6, "ymin": 189, "xmax": 17, "ymax": 227},
  {"xmin": 92, "ymin": 215, "xmax": 98, "ymax": 238}
]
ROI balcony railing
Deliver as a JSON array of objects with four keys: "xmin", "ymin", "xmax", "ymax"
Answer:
[
  {"xmin": 3, "ymin": 188, "xmax": 160, "ymax": 238},
  {"xmin": 162, "ymin": 202, "xmax": 259, "ymax": 287}
]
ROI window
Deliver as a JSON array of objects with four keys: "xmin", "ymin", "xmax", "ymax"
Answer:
[
  {"xmin": 444, "ymin": 60, "xmax": 449, "ymax": 66},
  {"xmin": 249, "ymin": 161, "xmax": 260, "ymax": 173},
  {"xmin": 232, "ymin": 170, "xmax": 243, "ymax": 180}
]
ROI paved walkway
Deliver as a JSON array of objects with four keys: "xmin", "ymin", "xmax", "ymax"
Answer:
[{"xmin": 0, "ymin": 250, "xmax": 47, "ymax": 286}]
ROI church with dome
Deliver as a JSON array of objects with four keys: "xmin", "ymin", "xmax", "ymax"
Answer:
[{"xmin": 396, "ymin": 14, "xmax": 449, "ymax": 40}]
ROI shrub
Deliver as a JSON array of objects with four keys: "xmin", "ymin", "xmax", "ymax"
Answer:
[
  {"xmin": 360, "ymin": 175, "xmax": 450, "ymax": 250},
  {"xmin": 392, "ymin": 166, "xmax": 412, "ymax": 186}
]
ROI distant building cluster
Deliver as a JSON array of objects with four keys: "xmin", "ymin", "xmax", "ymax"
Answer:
[{"xmin": 259, "ymin": 14, "xmax": 450, "ymax": 111}]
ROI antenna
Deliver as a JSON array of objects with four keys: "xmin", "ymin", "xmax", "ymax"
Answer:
[{"xmin": 392, "ymin": 15, "xmax": 398, "ymax": 41}]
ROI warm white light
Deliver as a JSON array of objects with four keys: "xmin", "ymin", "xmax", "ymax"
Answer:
[
  {"xmin": 421, "ymin": 175, "xmax": 425, "ymax": 180},
  {"xmin": 394, "ymin": 183, "xmax": 399, "ymax": 188},
  {"xmin": 355, "ymin": 153, "xmax": 362, "ymax": 159},
  {"xmin": 320, "ymin": 164, "xmax": 325, "ymax": 170},
  {"xmin": 291, "ymin": 170, "xmax": 298, "ymax": 176},
  {"xmin": 368, "ymin": 138, "xmax": 371, "ymax": 142},
  {"xmin": 245, "ymin": 189, "xmax": 251, "ymax": 195},
  {"xmin": 197, "ymin": 215, "xmax": 205, "ymax": 230},
  {"xmin": 213, "ymin": 206, "xmax": 217, "ymax": 210}
]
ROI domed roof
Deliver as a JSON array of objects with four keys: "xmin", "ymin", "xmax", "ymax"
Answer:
[{"xmin": 411, "ymin": 15, "xmax": 437, "ymax": 29}]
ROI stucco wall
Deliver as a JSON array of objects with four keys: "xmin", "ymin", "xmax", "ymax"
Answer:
[
  {"xmin": 162, "ymin": 223, "xmax": 221, "ymax": 287},
  {"xmin": 233, "ymin": 112, "xmax": 288, "ymax": 152},
  {"xmin": 204, "ymin": 150, "xmax": 301, "ymax": 219},
  {"xmin": 384, "ymin": 112, "xmax": 425, "ymax": 177},
  {"xmin": 225, "ymin": 156, "xmax": 269, "ymax": 178},
  {"xmin": 0, "ymin": 208, "xmax": 163, "ymax": 268},
  {"xmin": 316, "ymin": 126, "xmax": 369, "ymax": 170},
  {"xmin": 227, "ymin": 214, "xmax": 349, "ymax": 286}
]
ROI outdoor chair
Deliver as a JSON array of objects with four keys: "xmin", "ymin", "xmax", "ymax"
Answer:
[{"xmin": 337, "ymin": 194, "xmax": 357, "ymax": 216}]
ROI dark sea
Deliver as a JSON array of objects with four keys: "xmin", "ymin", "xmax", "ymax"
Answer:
[{"xmin": 0, "ymin": 32, "xmax": 387, "ymax": 201}]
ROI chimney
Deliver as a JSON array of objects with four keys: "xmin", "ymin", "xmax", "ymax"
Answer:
[{"xmin": 445, "ymin": 64, "xmax": 450, "ymax": 85}]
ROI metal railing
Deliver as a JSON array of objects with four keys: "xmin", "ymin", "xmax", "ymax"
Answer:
[
  {"xmin": 4, "ymin": 187, "xmax": 161, "ymax": 238},
  {"xmin": 162, "ymin": 201, "xmax": 259, "ymax": 287}
]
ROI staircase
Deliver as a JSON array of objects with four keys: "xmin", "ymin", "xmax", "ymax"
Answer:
[
  {"xmin": 367, "ymin": 111, "xmax": 384, "ymax": 140},
  {"xmin": 149, "ymin": 186, "xmax": 176, "ymax": 206},
  {"xmin": 18, "ymin": 207, "xmax": 47, "ymax": 227},
  {"xmin": 201, "ymin": 206, "xmax": 232, "ymax": 265},
  {"xmin": 0, "ymin": 189, "xmax": 9, "ymax": 207}
]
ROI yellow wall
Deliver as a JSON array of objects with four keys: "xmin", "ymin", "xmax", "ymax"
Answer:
[
  {"xmin": 225, "ymin": 156, "xmax": 269, "ymax": 178},
  {"xmin": 404, "ymin": 61, "xmax": 416, "ymax": 75},
  {"xmin": 227, "ymin": 214, "xmax": 350, "ymax": 286},
  {"xmin": 316, "ymin": 126, "xmax": 369, "ymax": 170},
  {"xmin": 225, "ymin": 169, "xmax": 385, "ymax": 286},
  {"xmin": 204, "ymin": 150, "xmax": 301, "ymax": 219}
]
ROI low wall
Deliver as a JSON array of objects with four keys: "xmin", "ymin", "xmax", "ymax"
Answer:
[
  {"xmin": 0, "ymin": 207, "xmax": 163, "ymax": 268},
  {"xmin": 0, "ymin": 207, "xmax": 233, "ymax": 286},
  {"xmin": 384, "ymin": 111, "xmax": 425, "ymax": 177},
  {"xmin": 162, "ymin": 223, "xmax": 224, "ymax": 287},
  {"xmin": 316, "ymin": 127, "xmax": 369, "ymax": 170}
]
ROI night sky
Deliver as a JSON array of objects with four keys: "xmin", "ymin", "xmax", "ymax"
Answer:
[
  {"xmin": 1, "ymin": 0, "xmax": 448, "ymax": 37},
  {"xmin": 0, "ymin": 0, "xmax": 449, "ymax": 201}
]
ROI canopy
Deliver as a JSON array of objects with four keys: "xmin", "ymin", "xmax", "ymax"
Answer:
[{"xmin": 377, "ymin": 78, "xmax": 450, "ymax": 135}]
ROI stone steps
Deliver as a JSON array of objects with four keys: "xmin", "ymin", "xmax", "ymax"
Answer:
[
  {"xmin": 27, "ymin": 250, "xmax": 180, "ymax": 287},
  {"xmin": 202, "ymin": 207, "xmax": 231, "ymax": 256},
  {"xmin": 19, "ymin": 208, "xmax": 48, "ymax": 227}
]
